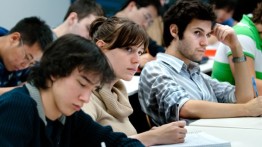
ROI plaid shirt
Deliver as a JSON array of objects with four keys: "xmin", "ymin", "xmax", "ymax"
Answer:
[
  {"xmin": 138, "ymin": 53, "xmax": 236, "ymax": 125},
  {"xmin": 0, "ymin": 60, "xmax": 29, "ymax": 87}
]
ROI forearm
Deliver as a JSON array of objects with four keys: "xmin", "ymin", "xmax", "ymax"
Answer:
[
  {"xmin": 179, "ymin": 100, "xmax": 248, "ymax": 118},
  {"xmin": 129, "ymin": 131, "xmax": 157, "ymax": 147},
  {"xmin": 256, "ymin": 78, "xmax": 262, "ymax": 96},
  {"xmin": 230, "ymin": 43, "xmax": 253, "ymax": 102}
]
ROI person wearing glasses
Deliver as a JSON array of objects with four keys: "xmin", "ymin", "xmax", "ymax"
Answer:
[
  {"xmin": 0, "ymin": 16, "xmax": 53, "ymax": 94},
  {"xmin": 0, "ymin": 34, "xmax": 144, "ymax": 146}
]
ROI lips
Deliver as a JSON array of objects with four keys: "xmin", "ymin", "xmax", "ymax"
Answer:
[{"xmin": 73, "ymin": 104, "xmax": 81, "ymax": 111}]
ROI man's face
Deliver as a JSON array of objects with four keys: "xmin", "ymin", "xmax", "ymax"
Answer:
[
  {"xmin": 176, "ymin": 19, "xmax": 212, "ymax": 64},
  {"xmin": 2, "ymin": 33, "xmax": 42, "ymax": 71},
  {"xmin": 126, "ymin": 5, "xmax": 158, "ymax": 29},
  {"xmin": 50, "ymin": 68, "xmax": 101, "ymax": 116},
  {"xmin": 70, "ymin": 14, "xmax": 97, "ymax": 39}
]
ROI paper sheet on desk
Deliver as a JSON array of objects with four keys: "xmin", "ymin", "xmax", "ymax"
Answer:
[
  {"xmin": 151, "ymin": 131, "xmax": 231, "ymax": 147},
  {"xmin": 189, "ymin": 117, "xmax": 262, "ymax": 130}
]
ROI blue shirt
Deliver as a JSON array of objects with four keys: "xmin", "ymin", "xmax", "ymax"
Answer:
[
  {"xmin": 138, "ymin": 53, "xmax": 236, "ymax": 125},
  {"xmin": 0, "ymin": 60, "xmax": 29, "ymax": 87}
]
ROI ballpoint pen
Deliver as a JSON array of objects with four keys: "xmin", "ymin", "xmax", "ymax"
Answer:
[
  {"xmin": 252, "ymin": 77, "xmax": 259, "ymax": 97},
  {"xmin": 176, "ymin": 104, "xmax": 179, "ymax": 121}
]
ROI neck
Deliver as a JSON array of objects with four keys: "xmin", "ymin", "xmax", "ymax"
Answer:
[
  {"xmin": 115, "ymin": 11, "xmax": 126, "ymax": 18},
  {"xmin": 166, "ymin": 41, "xmax": 191, "ymax": 65},
  {"xmin": 52, "ymin": 22, "xmax": 69, "ymax": 38},
  {"xmin": 40, "ymin": 87, "xmax": 62, "ymax": 121}
]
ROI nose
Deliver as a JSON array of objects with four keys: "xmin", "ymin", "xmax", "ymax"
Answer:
[
  {"xmin": 20, "ymin": 61, "xmax": 30, "ymax": 70},
  {"xmin": 131, "ymin": 53, "xmax": 140, "ymax": 64},
  {"xmin": 200, "ymin": 36, "xmax": 208, "ymax": 47},
  {"xmin": 79, "ymin": 90, "xmax": 92, "ymax": 103}
]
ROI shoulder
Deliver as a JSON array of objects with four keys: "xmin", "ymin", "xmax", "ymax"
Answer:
[{"xmin": 1, "ymin": 86, "xmax": 35, "ymax": 104}]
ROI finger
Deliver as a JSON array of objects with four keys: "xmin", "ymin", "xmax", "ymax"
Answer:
[{"xmin": 176, "ymin": 120, "xmax": 186, "ymax": 127}]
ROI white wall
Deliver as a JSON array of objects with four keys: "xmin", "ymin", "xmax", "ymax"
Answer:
[{"xmin": 0, "ymin": 0, "xmax": 70, "ymax": 30}]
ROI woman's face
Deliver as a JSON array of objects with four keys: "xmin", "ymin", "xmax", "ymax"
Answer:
[{"xmin": 103, "ymin": 45, "xmax": 144, "ymax": 81}]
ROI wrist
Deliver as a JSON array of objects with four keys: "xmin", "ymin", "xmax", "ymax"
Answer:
[{"xmin": 232, "ymin": 55, "xmax": 246, "ymax": 63}]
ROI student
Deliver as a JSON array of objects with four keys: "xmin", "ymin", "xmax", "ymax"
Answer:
[
  {"xmin": 115, "ymin": 0, "xmax": 166, "ymax": 68},
  {"xmin": 212, "ymin": 2, "xmax": 262, "ymax": 92},
  {"xmin": 53, "ymin": 0, "xmax": 104, "ymax": 39},
  {"xmin": 138, "ymin": 0, "xmax": 262, "ymax": 125},
  {"xmin": 82, "ymin": 16, "xmax": 187, "ymax": 146},
  {"xmin": 0, "ymin": 16, "xmax": 53, "ymax": 94},
  {"xmin": 0, "ymin": 34, "xmax": 144, "ymax": 146},
  {"xmin": 209, "ymin": 0, "xmax": 237, "ymax": 26}
]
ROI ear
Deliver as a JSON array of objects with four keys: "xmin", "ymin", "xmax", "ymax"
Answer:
[
  {"xmin": 67, "ymin": 12, "xmax": 78, "ymax": 25},
  {"xmin": 96, "ymin": 40, "xmax": 106, "ymax": 48},
  {"xmin": 170, "ymin": 24, "xmax": 179, "ymax": 40},
  {"xmin": 50, "ymin": 75, "xmax": 56, "ymax": 82},
  {"xmin": 96, "ymin": 40, "xmax": 108, "ymax": 52},
  {"xmin": 126, "ymin": 1, "xmax": 137, "ymax": 11},
  {"xmin": 9, "ymin": 32, "xmax": 21, "ymax": 45}
]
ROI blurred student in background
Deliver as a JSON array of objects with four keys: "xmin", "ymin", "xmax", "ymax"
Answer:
[
  {"xmin": 53, "ymin": 0, "xmax": 104, "ymax": 39},
  {"xmin": 82, "ymin": 16, "xmax": 187, "ymax": 146},
  {"xmin": 212, "ymin": 2, "xmax": 262, "ymax": 94},
  {"xmin": 0, "ymin": 16, "xmax": 53, "ymax": 94}
]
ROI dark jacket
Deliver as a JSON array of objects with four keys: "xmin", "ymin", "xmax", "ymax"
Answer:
[{"xmin": 0, "ymin": 85, "xmax": 144, "ymax": 147}]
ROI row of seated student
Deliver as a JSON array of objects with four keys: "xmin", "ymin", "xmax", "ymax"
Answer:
[
  {"xmin": 0, "ymin": 0, "xmax": 187, "ymax": 146},
  {"xmin": 1, "ymin": 0, "xmax": 261, "ymax": 146}
]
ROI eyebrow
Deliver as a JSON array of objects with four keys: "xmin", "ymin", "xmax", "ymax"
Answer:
[
  {"xmin": 81, "ymin": 75, "xmax": 100, "ymax": 86},
  {"xmin": 194, "ymin": 27, "xmax": 212, "ymax": 34}
]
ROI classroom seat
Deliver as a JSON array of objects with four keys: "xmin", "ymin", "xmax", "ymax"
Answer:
[{"xmin": 128, "ymin": 93, "xmax": 153, "ymax": 133}]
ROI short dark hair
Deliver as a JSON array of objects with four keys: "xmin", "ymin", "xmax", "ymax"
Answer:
[
  {"xmin": 252, "ymin": 2, "xmax": 262, "ymax": 24},
  {"xmin": 28, "ymin": 34, "xmax": 115, "ymax": 89},
  {"xmin": 9, "ymin": 16, "xmax": 53, "ymax": 52},
  {"xmin": 90, "ymin": 16, "xmax": 149, "ymax": 51},
  {"xmin": 63, "ymin": 0, "xmax": 104, "ymax": 21},
  {"xmin": 121, "ymin": 0, "xmax": 161, "ymax": 15},
  {"xmin": 209, "ymin": 0, "xmax": 237, "ymax": 12},
  {"xmin": 163, "ymin": 0, "xmax": 216, "ymax": 47}
]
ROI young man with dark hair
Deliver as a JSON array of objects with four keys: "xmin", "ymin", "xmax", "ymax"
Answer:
[
  {"xmin": 0, "ymin": 34, "xmax": 144, "ymax": 146},
  {"xmin": 0, "ymin": 16, "xmax": 53, "ymax": 94},
  {"xmin": 139, "ymin": 0, "xmax": 262, "ymax": 125}
]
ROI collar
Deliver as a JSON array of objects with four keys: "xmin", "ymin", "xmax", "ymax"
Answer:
[
  {"xmin": 25, "ymin": 83, "xmax": 66, "ymax": 126},
  {"xmin": 156, "ymin": 53, "xmax": 200, "ymax": 74}
]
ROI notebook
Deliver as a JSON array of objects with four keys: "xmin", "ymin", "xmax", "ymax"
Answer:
[{"xmin": 151, "ymin": 130, "xmax": 231, "ymax": 147}]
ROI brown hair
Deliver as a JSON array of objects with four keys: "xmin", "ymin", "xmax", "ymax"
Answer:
[{"xmin": 90, "ymin": 16, "xmax": 149, "ymax": 50}]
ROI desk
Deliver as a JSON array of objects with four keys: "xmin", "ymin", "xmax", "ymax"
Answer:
[
  {"xmin": 199, "ymin": 59, "xmax": 214, "ymax": 73},
  {"xmin": 185, "ymin": 117, "xmax": 262, "ymax": 147},
  {"xmin": 186, "ymin": 126, "xmax": 262, "ymax": 147},
  {"xmin": 189, "ymin": 117, "xmax": 262, "ymax": 130},
  {"xmin": 122, "ymin": 76, "xmax": 140, "ymax": 96}
]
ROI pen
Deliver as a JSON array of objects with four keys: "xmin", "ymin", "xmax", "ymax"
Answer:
[
  {"xmin": 252, "ymin": 77, "xmax": 259, "ymax": 97},
  {"xmin": 176, "ymin": 104, "xmax": 179, "ymax": 121}
]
